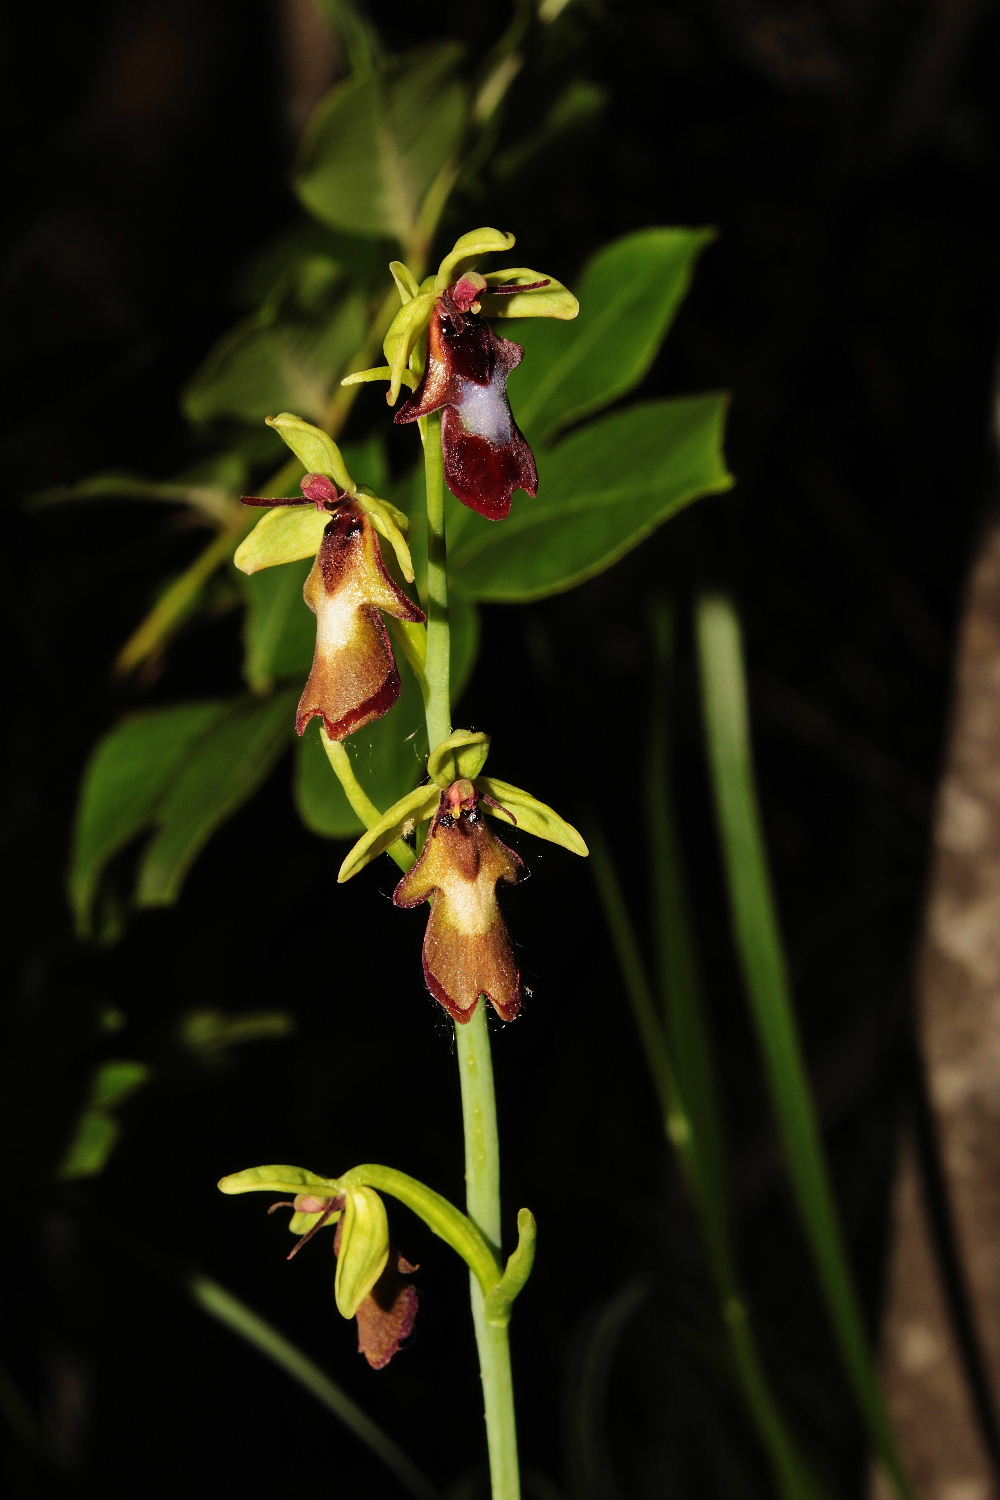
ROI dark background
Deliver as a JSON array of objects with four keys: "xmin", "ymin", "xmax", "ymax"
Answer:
[{"xmin": 3, "ymin": 2, "xmax": 996, "ymax": 1496}]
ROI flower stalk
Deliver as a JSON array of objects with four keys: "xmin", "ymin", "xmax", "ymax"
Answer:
[{"xmin": 419, "ymin": 406, "xmax": 521, "ymax": 1498}]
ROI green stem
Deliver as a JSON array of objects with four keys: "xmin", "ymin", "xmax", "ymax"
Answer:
[
  {"xmin": 420, "ymin": 411, "xmax": 521, "ymax": 1500},
  {"xmin": 322, "ymin": 735, "xmax": 414, "ymax": 872},
  {"xmin": 420, "ymin": 411, "xmax": 452, "ymax": 748}
]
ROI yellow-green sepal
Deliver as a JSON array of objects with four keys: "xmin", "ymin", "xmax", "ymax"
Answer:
[
  {"xmin": 265, "ymin": 413, "xmax": 356, "ymax": 492},
  {"xmin": 427, "ymin": 730, "xmax": 491, "ymax": 788},
  {"xmin": 337, "ymin": 783, "xmax": 440, "ymax": 883},
  {"xmin": 389, "ymin": 260, "xmax": 420, "ymax": 304},
  {"xmin": 217, "ymin": 1164, "xmax": 340, "ymax": 1197},
  {"xmin": 382, "ymin": 292, "xmax": 437, "ymax": 405},
  {"xmin": 334, "ymin": 1186, "xmax": 390, "ymax": 1319},
  {"xmin": 435, "ymin": 227, "xmax": 516, "ymax": 291},
  {"xmin": 355, "ymin": 487, "xmax": 415, "ymax": 582},
  {"xmin": 481, "ymin": 269, "xmax": 579, "ymax": 320},
  {"xmin": 234, "ymin": 505, "xmax": 329, "ymax": 574},
  {"xmin": 478, "ymin": 776, "xmax": 589, "ymax": 856}
]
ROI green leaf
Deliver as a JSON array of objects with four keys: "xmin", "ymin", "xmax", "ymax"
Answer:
[
  {"xmin": 137, "ymin": 691, "xmax": 296, "ymax": 907},
  {"xmin": 696, "ymin": 592, "xmax": 912, "ymax": 1500},
  {"xmin": 427, "ymin": 730, "xmax": 491, "ymax": 788},
  {"xmin": 451, "ymin": 396, "xmax": 732, "ymax": 602},
  {"xmin": 218, "ymin": 1164, "xmax": 339, "ymax": 1197},
  {"xmin": 60, "ymin": 1060, "xmax": 151, "ymax": 1180},
  {"xmin": 33, "ymin": 453, "xmax": 247, "ymax": 527},
  {"xmin": 477, "ymin": 776, "xmax": 588, "ymax": 856},
  {"xmin": 334, "ymin": 1187, "xmax": 391, "ymax": 1319},
  {"xmin": 183, "ymin": 272, "xmax": 366, "ymax": 426},
  {"xmin": 511, "ymin": 227, "xmax": 715, "ymax": 446},
  {"xmin": 296, "ymin": 45, "xmax": 468, "ymax": 242},
  {"xmin": 70, "ymin": 702, "xmax": 231, "ymax": 935},
  {"xmin": 337, "ymin": 783, "xmax": 439, "ymax": 883},
  {"xmin": 294, "ymin": 687, "xmax": 427, "ymax": 840},
  {"xmin": 241, "ymin": 559, "xmax": 313, "ymax": 691},
  {"xmin": 449, "ymin": 585, "xmax": 480, "ymax": 700}
]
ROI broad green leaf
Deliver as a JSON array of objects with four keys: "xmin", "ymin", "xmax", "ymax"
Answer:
[
  {"xmin": 511, "ymin": 227, "xmax": 715, "ymax": 446},
  {"xmin": 294, "ymin": 683, "xmax": 427, "ymax": 840},
  {"xmin": 337, "ymin": 783, "xmax": 438, "ymax": 883},
  {"xmin": 296, "ymin": 45, "xmax": 468, "ymax": 242},
  {"xmin": 240, "ymin": 560, "xmax": 313, "ymax": 691},
  {"xmin": 451, "ymin": 396, "xmax": 732, "ymax": 602},
  {"xmin": 218, "ymin": 1164, "xmax": 339, "ymax": 1197},
  {"xmin": 477, "ymin": 776, "xmax": 588, "ymax": 856},
  {"xmin": 71, "ymin": 702, "xmax": 230, "ymax": 935},
  {"xmin": 183, "ymin": 274, "xmax": 366, "ymax": 426},
  {"xmin": 137, "ymin": 691, "xmax": 296, "ymax": 906},
  {"xmin": 334, "ymin": 1187, "xmax": 391, "ymax": 1319}
]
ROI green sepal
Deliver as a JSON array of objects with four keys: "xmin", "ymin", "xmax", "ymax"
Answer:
[
  {"xmin": 355, "ymin": 487, "xmax": 415, "ymax": 582},
  {"xmin": 477, "ymin": 776, "xmax": 589, "ymax": 856},
  {"xmin": 381, "ymin": 292, "xmax": 437, "ymax": 404},
  {"xmin": 389, "ymin": 260, "xmax": 420, "ymax": 304},
  {"xmin": 337, "ymin": 783, "xmax": 440, "ymax": 883},
  {"xmin": 217, "ymin": 1164, "xmax": 340, "ymax": 1197},
  {"xmin": 265, "ymin": 413, "xmax": 356, "ymax": 492},
  {"xmin": 334, "ymin": 1186, "xmax": 391, "ymax": 1319},
  {"xmin": 341, "ymin": 364, "xmax": 418, "ymax": 392},
  {"xmin": 485, "ymin": 1207, "xmax": 537, "ymax": 1325},
  {"xmin": 427, "ymin": 730, "xmax": 491, "ymax": 788},
  {"xmin": 435, "ymin": 227, "xmax": 516, "ymax": 291},
  {"xmin": 234, "ymin": 505, "xmax": 328, "ymax": 575},
  {"xmin": 481, "ymin": 269, "xmax": 579, "ymax": 321}
]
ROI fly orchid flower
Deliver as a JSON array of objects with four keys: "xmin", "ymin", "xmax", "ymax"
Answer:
[
  {"xmin": 219, "ymin": 1169, "xmax": 418, "ymax": 1370},
  {"xmin": 394, "ymin": 778, "xmax": 527, "ymax": 1023},
  {"xmin": 343, "ymin": 228, "xmax": 578, "ymax": 521},
  {"xmin": 235, "ymin": 414, "xmax": 425, "ymax": 742},
  {"xmin": 337, "ymin": 731, "xmax": 588, "ymax": 1024}
]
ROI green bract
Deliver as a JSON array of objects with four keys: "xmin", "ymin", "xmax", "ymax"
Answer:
[{"xmin": 334, "ymin": 1186, "xmax": 391, "ymax": 1319}]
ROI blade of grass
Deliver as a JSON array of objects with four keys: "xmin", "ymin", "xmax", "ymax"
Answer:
[
  {"xmin": 694, "ymin": 589, "xmax": 911, "ymax": 1499},
  {"xmin": 588, "ymin": 826, "xmax": 826, "ymax": 1500},
  {"xmin": 646, "ymin": 599, "xmax": 729, "ymax": 1226},
  {"xmin": 188, "ymin": 1273, "xmax": 441, "ymax": 1500}
]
